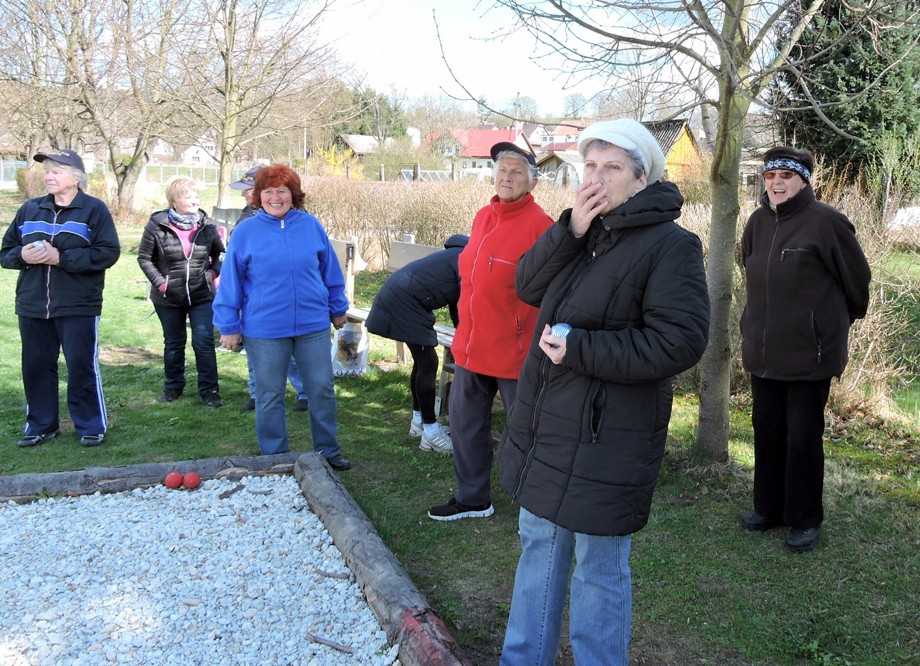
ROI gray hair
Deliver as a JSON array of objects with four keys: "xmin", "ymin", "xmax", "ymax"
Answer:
[
  {"xmin": 581, "ymin": 139, "xmax": 646, "ymax": 180},
  {"xmin": 42, "ymin": 160, "xmax": 88, "ymax": 190},
  {"xmin": 492, "ymin": 150, "xmax": 538, "ymax": 185}
]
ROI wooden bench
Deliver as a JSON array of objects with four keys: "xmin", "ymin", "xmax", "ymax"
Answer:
[{"xmin": 343, "ymin": 234, "xmax": 458, "ymax": 417}]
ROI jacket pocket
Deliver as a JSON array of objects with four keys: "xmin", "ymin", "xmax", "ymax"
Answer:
[{"xmin": 589, "ymin": 381, "xmax": 606, "ymax": 443}]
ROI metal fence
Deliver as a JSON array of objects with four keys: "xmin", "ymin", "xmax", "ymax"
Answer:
[
  {"xmin": 143, "ymin": 164, "xmax": 222, "ymax": 185},
  {"xmin": 0, "ymin": 159, "xmax": 27, "ymax": 185}
]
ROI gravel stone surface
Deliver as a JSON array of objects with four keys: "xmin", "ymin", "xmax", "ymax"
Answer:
[{"xmin": 0, "ymin": 475, "xmax": 400, "ymax": 665}]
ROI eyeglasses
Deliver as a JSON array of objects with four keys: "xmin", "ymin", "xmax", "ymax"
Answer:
[{"xmin": 763, "ymin": 171, "xmax": 798, "ymax": 180}]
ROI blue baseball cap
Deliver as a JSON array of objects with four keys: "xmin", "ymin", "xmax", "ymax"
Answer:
[
  {"xmin": 34, "ymin": 148, "xmax": 86, "ymax": 173},
  {"xmin": 230, "ymin": 166, "xmax": 260, "ymax": 190}
]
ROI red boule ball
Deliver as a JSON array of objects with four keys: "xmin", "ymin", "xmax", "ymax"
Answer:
[
  {"xmin": 164, "ymin": 471, "xmax": 183, "ymax": 489},
  {"xmin": 182, "ymin": 472, "xmax": 201, "ymax": 490}
]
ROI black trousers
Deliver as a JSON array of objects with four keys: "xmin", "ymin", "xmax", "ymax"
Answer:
[
  {"xmin": 20, "ymin": 315, "xmax": 108, "ymax": 437},
  {"xmin": 750, "ymin": 375, "xmax": 831, "ymax": 529},
  {"xmin": 406, "ymin": 343, "xmax": 440, "ymax": 423}
]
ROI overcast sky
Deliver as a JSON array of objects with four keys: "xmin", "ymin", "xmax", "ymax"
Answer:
[{"xmin": 321, "ymin": 0, "xmax": 603, "ymax": 117}]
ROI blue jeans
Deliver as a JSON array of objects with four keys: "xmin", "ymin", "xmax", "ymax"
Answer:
[
  {"xmin": 501, "ymin": 508, "xmax": 632, "ymax": 666},
  {"xmin": 246, "ymin": 355, "xmax": 305, "ymax": 400},
  {"xmin": 244, "ymin": 330, "xmax": 339, "ymax": 456},
  {"xmin": 154, "ymin": 302, "xmax": 219, "ymax": 396}
]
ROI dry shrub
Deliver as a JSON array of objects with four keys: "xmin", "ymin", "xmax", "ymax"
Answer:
[
  {"xmin": 304, "ymin": 173, "xmax": 905, "ymax": 421},
  {"xmin": 302, "ymin": 176, "xmax": 577, "ymax": 269},
  {"xmin": 20, "ymin": 166, "xmax": 47, "ymax": 199}
]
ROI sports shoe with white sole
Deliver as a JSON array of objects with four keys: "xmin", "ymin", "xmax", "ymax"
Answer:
[
  {"xmin": 428, "ymin": 498, "xmax": 494, "ymax": 521},
  {"xmin": 420, "ymin": 427, "xmax": 453, "ymax": 454},
  {"xmin": 409, "ymin": 421, "xmax": 423, "ymax": 437}
]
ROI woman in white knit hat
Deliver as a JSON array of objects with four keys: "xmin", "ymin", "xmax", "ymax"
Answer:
[{"xmin": 499, "ymin": 119, "xmax": 710, "ymax": 665}]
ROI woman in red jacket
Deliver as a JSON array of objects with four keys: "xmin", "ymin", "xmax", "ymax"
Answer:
[{"xmin": 427, "ymin": 142, "xmax": 553, "ymax": 521}]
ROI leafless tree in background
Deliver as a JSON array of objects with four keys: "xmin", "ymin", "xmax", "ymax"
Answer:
[
  {"xmin": 0, "ymin": 0, "xmax": 196, "ymax": 214},
  {"xmin": 178, "ymin": 0, "xmax": 346, "ymax": 205},
  {"xmin": 492, "ymin": 0, "xmax": 919, "ymax": 459}
]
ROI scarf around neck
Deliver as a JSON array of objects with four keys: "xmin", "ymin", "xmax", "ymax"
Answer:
[{"xmin": 168, "ymin": 208, "xmax": 199, "ymax": 230}]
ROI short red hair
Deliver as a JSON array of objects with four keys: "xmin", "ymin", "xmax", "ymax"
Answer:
[{"xmin": 253, "ymin": 165, "xmax": 306, "ymax": 210}]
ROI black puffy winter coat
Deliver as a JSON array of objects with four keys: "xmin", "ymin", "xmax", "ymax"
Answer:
[
  {"xmin": 137, "ymin": 210, "xmax": 224, "ymax": 308},
  {"xmin": 500, "ymin": 182, "xmax": 710, "ymax": 536},
  {"xmin": 366, "ymin": 234, "xmax": 468, "ymax": 346}
]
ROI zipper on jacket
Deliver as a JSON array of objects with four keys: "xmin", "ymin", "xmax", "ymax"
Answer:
[
  {"xmin": 811, "ymin": 311, "xmax": 822, "ymax": 364},
  {"xmin": 780, "ymin": 247, "xmax": 810, "ymax": 262},
  {"xmin": 41, "ymin": 210, "xmax": 61, "ymax": 318},
  {"xmin": 511, "ymin": 352, "xmax": 552, "ymax": 501},
  {"xmin": 510, "ymin": 251, "xmax": 596, "ymax": 500},
  {"xmin": 462, "ymin": 229, "xmax": 493, "ymax": 359},
  {"xmin": 760, "ymin": 218, "xmax": 780, "ymax": 368},
  {"xmin": 489, "ymin": 256, "xmax": 516, "ymax": 271}
]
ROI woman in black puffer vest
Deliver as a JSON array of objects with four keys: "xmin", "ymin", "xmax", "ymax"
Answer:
[{"xmin": 138, "ymin": 177, "xmax": 225, "ymax": 407}]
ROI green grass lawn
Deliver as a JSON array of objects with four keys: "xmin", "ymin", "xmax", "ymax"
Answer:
[{"xmin": 0, "ymin": 189, "xmax": 918, "ymax": 664}]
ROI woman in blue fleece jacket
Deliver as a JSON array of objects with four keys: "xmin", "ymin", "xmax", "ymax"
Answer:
[{"xmin": 212, "ymin": 165, "xmax": 351, "ymax": 470}]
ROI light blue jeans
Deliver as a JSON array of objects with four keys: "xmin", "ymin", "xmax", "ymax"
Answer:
[
  {"xmin": 500, "ymin": 508, "xmax": 632, "ymax": 666},
  {"xmin": 246, "ymin": 354, "xmax": 306, "ymax": 401},
  {"xmin": 244, "ymin": 330, "xmax": 339, "ymax": 457}
]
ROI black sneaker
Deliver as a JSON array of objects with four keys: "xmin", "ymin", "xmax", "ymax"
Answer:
[
  {"xmin": 741, "ymin": 512, "xmax": 780, "ymax": 532},
  {"xmin": 292, "ymin": 399, "xmax": 309, "ymax": 412},
  {"xmin": 786, "ymin": 526, "xmax": 821, "ymax": 553},
  {"xmin": 80, "ymin": 434, "xmax": 105, "ymax": 447},
  {"xmin": 427, "ymin": 498, "xmax": 494, "ymax": 522},
  {"xmin": 202, "ymin": 390, "xmax": 222, "ymax": 408},
  {"xmin": 240, "ymin": 397, "xmax": 256, "ymax": 413},
  {"xmin": 157, "ymin": 388, "xmax": 183, "ymax": 403},
  {"xmin": 17, "ymin": 430, "xmax": 61, "ymax": 448}
]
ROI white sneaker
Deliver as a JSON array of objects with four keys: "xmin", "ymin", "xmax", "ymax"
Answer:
[
  {"xmin": 409, "ymin": 421, "xmax": 423, "ymax": 437},
  {"xmin": 420, "ymin": 426, "xmax": 453, "ymax": 454}
]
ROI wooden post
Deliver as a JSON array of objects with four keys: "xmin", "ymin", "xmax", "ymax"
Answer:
[
  {"xmin": 344, "ymin": 240, "xmax": 356, "ymax": 306},
  {"xmin": 379, "ymin": 164, "xmax": 385, "ymax": 181},
  {"xmin": 413, "ymin": 163, "xmax": 420, "ymax": 181},
  {"xmin": 346, "ymin": 165, "xmax": 351, "ymax": 180}
]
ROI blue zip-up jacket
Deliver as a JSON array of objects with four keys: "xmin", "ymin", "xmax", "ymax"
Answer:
[
  {"xmin": 0, "ymin": 190, "xmax": 121, "ymax": 318},
  {"xmin": 212, "ymin": 208, "xmax": 348, "ymax": 338}
]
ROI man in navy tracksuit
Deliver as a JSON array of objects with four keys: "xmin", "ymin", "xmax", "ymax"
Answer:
[{"xmin": 0, "ymin": 149, "xmax": 121, "ymax": 448}]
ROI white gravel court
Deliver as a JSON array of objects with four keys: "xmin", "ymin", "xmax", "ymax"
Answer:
[{"xmin": 0, "ymin": 475, "xmax": 400, "ymax": 666}]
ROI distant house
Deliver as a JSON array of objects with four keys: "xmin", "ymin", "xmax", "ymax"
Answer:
[
  {"xmin": 426, "ymin": 128, "xmax": 529, "ymax": 173},
  {"xmin": 339, "ymin": 128, "xmax": 420, "ymax": 158},
  {"xmin": 542, "ymin": 121, "xmax": 587, "ymax": 147},
  {"xmin": 519, "ymin": 122, "xmax": 549, "ymax": 149},
  {"xmin": 340, "ymin": 134, "xmax": 388, "ymax": 157},
  {"xmin": 536, "ymin": 150, "xmax": 582, "ymax": 188},
  {"xmin": 180, "ymin": 136, "xmax": 218, "ymax": 167},
  {"xmin": 644, "ymin": 118, "xmax": 707, "ymax": 183},
  {"xmin": 536, "ymin": 118, "xmax": 707, "ymax": 189}
]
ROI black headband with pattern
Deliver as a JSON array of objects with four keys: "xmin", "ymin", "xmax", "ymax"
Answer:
[{"xmin": 762, "ymin": 157, "xmax": 811, "ymax": 182}]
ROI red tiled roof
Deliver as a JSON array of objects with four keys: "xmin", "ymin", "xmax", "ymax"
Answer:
[{"xmin": 450, "ymin": 129, "xmax": 524, "ymax": 158}]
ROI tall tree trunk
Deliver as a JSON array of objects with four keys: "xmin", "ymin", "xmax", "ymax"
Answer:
[
  {"xmin": 695, "ymin": 79, "xmax": 751, "ymax": 460},
  {"xmin": 216, "ymin": 88, "xmax": 241, "ymax": 208},
  {"xmin": 114, "ymin": 155, "xmax": 147, "ymax": 216}
]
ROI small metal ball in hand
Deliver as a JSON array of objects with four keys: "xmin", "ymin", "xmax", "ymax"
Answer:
[{"xmin": 549, "ymin": 322, "xmax": 572, "ymax": 348}]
